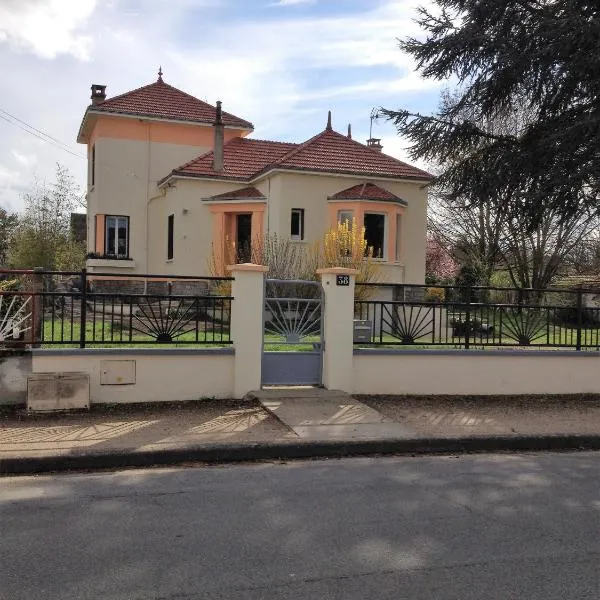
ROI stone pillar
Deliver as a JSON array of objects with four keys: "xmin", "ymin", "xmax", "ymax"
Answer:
[
  {"xmin": 317, "ymin": 267, "xmax": 359, "ymax": 393},
  {"xmin": 227, "ymin": 263, "xmax": 268, "ymax": 398}
]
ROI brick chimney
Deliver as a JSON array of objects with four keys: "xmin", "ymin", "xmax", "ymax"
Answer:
[
  {"xmin": 90, "ymin": 84, "xmax": 107, "ymax": 106},
  {"xmin": 367, "ymin": 138, "xmax": 383, "ymax": 152},
  {"xmin": 213, "ymin": 100, "xmax": 224, "ymax": 172}
]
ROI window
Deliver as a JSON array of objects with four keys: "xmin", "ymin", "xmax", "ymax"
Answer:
[
  {"xmin": 91, "ymin": 145, "xmax": 96, "ymax": 187},
  {"xmin": 395, "ymin": 214, "xmax": 402, "ymax": 262},
  {"xmin": 167, "ymin": 214, "xmax": 174, "ymax": 260},
  {"xmin": 105, "ymin": 216, "xmax": 129, "ymax": 258},
  {"xmin": 364, "ymin": 213, "xmax": 386, "ymax": 259},
  {"xmin": 291, "ymin": 208, "xmax": 304, "ymax": 241},
  {"xmin": 337, "ymin": 210, "xmax": 354, "ymax": 226}
]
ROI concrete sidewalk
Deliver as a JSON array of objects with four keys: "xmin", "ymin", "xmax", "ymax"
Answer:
[{"xmin": 2, "ymin": 392, "xmax": 600, "ymax": 474}]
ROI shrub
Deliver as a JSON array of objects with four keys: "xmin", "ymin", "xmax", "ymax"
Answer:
[{"xmin": 424, "ymin": 287, "xmax": 445, "ymax": 303}]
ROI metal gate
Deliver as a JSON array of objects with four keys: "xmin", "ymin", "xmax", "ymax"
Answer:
[{"xmin": 262, "ymin": 279, "xmax": 323, "ymax": 386}]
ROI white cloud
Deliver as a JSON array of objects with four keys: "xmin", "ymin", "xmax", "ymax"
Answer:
[
  {"xmin": 0, "ymin": 0, "xmax": 97, "ymax": 60},
  {"xmin": 272, "ymin": 0, "xmax": 316, "ymax": 5},
  {"xmin": 11, "ymin": 150, "xmax": 38, "ymax": 169}
]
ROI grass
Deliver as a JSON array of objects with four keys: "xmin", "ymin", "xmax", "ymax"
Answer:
[
  {"xmin": 41, "ymin": 318, "xmax": 320, "ymax": 351},
  {"xmin": 41, "ymin": 319, "xmax": 232, "ymax": 349}
]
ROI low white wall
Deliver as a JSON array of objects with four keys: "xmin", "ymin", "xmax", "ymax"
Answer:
[
  {"xmin": 32, "ymin": 349, "xmax": 235, "ymax": 404},
  {"xmin": 353, "ymin": 350, "xmax": 600, "ymax": 395},
  {"xmin": 0, "ymin": 350, "xmax": 31, "ymax": 405}
]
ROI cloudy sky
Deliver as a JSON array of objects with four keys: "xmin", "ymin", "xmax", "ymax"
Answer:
[{"xmin": 0, "ymin": 0, "xmax": 441, "ymax": 212}]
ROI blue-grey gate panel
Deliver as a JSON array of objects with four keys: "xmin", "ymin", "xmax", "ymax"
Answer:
[{"xmin": 262, "ymin": 352, "xmax": 322, "ymax": 386}]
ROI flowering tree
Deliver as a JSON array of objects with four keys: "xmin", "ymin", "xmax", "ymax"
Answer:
[{"xmin": 426, "ymin": 235, "xmax": 457, "ymax": 283}]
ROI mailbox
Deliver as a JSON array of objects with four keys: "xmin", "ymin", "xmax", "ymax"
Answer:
[{"xmin": 353, "ymin": 320, "xmax": 372, "ymax": 343}]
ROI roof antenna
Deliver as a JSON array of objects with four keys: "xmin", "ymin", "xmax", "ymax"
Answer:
[
  {"xmin": 347, "ymin": 123, "xmax": 352, "ymax": 139},
  {"xmin": 326, "ymin": 110, "xmax": 332, "ymax": 131},
  {"xmin": 369, "ymin": 108, "xmax": 380, "ymax": 140},
  {"xmin": 158, "ymin": 66, "xmax": 163, "ymax": 82}
]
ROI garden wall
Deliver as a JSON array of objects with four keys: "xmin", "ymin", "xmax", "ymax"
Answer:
[
  {"xmin": 0, "ymin": 350, "xmax": 31, "ymax": 405},
  {"xmin": 32, "ymin": 349, "xmax": 234, "ymax": 404},
  {"xmin": 353, "ymin": 349, "xmax": 600, "ymax": 395}
]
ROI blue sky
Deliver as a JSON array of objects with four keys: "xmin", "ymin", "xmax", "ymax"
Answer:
[{"xmin": 0, "ymin": 0, "xmax": 441, "ymax": 211}]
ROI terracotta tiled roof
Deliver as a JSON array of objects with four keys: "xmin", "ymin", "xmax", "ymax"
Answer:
[
  {"xmin": 328, "ymin": 183, "xmax": 407, "ymax": 204},
  {"xmin": 270, "ymin": 129, "xmax": 432, "ymax": 181},
  {"xmin": 87, "ymin": 79, "xmax": 253, "ymax": 129},
  {"xmin": 166, "ymin": 128, "xmax": 432, "ymax": 183},
  {"xmin": 172, "ymin": 138, "xmax": 298, "ymax": 180},
  {"xmin": 206, "ymin": 186, "xmax": 266, "ymax": 201}
]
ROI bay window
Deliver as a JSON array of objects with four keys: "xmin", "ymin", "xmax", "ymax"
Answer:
[
  {"xmin": 337, "ymin": 210, "xmax": 354, "ymax": 226},
  {"xmin": 364, "ymin": 213, "xmax": 386, "ymax": 259}
]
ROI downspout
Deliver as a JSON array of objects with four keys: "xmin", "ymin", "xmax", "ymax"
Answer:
[{"xmin": 144, "ymin": 120, "xmax": 151, "ymax": 294}]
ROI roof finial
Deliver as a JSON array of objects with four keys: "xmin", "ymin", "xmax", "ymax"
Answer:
[
  {"xmin": 347, "ymin": 123, "xmax": 352, "ymax": 139},
  {"xmin": 158, "ymin": 66, "xmax": 163, "ymax": 82},
  {"xmin": 326, "ymin": 110, "xmax": 332, "ymax": 131}
]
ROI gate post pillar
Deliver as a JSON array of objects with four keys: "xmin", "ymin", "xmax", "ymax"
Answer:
[
  {"xmin": 228, "ymin": 263, "xmax": 268, "ymax": 398},
  {"xmin": 317, "ymin": 267, "xmax": 359, "ymax": 393}
]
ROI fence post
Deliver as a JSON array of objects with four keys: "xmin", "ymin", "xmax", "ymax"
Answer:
[
  {"xmin": 79, "ymin": 268, "xmax": 87, "ymax": 349},
  {"xmin": 31, "ymin": 267, "xmax": 44, "ymax": 348},
  {"xmin": 464, "ymin": 285, "xmax": 471, "ymax": 350},
  {"xmin": 228, "ymin": 263, "xmax": 268, "ymax": 398},
  {"xmin": 317, "ymin": 267, "xmax": 359, "ymax": 393},
  {"xmin": 576, "ymin": 288, "xmax": 583, "ymax": 351}
]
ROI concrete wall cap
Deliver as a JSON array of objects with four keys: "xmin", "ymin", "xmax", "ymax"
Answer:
[
  {"xmin": 226, "ymin": 263, "xmax": 269, "ymax": 273},
  {"xmin": 316, "ymin": 267, "xmax": 360, "ymax": 276}
]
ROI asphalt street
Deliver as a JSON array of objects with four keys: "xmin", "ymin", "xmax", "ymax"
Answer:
[{"xmin": 2, "ymin": 452, "xmax": 600, "ymax": 599}]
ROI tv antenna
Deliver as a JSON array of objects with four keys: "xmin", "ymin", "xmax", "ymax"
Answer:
[{"xmin": 369, "ymin": 108, "xmax": 381, "ymax": 139}]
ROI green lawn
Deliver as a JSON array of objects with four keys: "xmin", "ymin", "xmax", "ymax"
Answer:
[{"xmin": 41, "ymin": 319, "xmax": 232, "ymax": 349}]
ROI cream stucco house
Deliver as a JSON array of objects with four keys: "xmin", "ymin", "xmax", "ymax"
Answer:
[{"xmin": 77, "ymin": 71, "xmax": 431, "ymax": 284}]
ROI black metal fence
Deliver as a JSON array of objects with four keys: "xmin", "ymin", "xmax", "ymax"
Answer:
[
  {"xmin": 355, "ymin": 283, "xmax": 600, "ymax": 350},
  {"xmin": 0, "ymin": 269, "xmax": 233, "ymax": 348}
]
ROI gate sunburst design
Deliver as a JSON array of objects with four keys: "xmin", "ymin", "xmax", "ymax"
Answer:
[
  {"xmin": 0, "ymin": 295, "xmax": 32, "ymax": 342},
  {"xmin": 131, "ymin": 298, "xmax": 199, "ymax": 343},
  {"xmin": 382, "ymin": 304, "xmax": 433, "ymax": 344},
  {"xmin": 500, "ymin": 307, "xmax": 546, "ymax": 345},
  {"xmin": 264, "ymin": 298, "xmax": 321, "ymax": 343}
]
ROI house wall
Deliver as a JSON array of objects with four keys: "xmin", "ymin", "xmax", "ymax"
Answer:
[
  {"xmin": 266, "ymin": 172, "xmax": 428, "ymax": 284},
  {"xmin": 85, "ymin": 115, "xmax": 246, "ymax": 275},
  {"xmin": 145, "ymin": 171, "xmax": 427, "ymax": 282},
  {"xmin": 151, "ymin": 179, "xmax": 269, "ymax": 275}
]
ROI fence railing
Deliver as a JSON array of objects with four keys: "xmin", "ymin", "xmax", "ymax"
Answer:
[
  {"xmin": 0, "ymin": 269, "xmax": 233, "ymax": 348},
  {"xmin": 354, "ymin": 283, "xmax": 600, "ymax": 351}
]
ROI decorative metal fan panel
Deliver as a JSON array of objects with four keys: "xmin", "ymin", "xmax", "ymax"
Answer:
[
  {"xmin": 264, "ymin": 298, "xmax": 322, "ymax": 343},
  {"xmin": 131, "ymin": 298, "xmax": 199, "ymax": 343},
  {"xmin": 500, "ymin": 307, "xmax": 546, "ymax": 345},
  {"xmin": 382, "ymin": 304, "xmax": 434, "ymax": 344},
  {"xmin": 0, "ymin": 295, "xmax": 32, "ymax": 342}
]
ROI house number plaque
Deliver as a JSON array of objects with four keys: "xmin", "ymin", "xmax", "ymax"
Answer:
[{"xmin": 336, "ymin": 275, "xmax": 350, "ymax": 286}]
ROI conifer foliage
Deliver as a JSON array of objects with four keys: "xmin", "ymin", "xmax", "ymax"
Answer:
[{"xmin": 384, "ymin": 1, "xmax": 600, "ymax": 228}]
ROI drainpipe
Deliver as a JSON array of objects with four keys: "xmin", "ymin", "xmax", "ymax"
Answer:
[{"xmin": 144, "ymin": 120, "xmax": 151, "ymax": 294}]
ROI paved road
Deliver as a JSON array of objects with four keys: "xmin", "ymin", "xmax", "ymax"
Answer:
[{"xmin": 2, "ymin": 453, "xmax": 600, "ymax": 599}]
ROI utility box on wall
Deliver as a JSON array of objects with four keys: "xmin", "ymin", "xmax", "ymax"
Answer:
[
  {"xmin": 27, "ymin": 372, "xmax": 90, "ymax": 412},
  {"xmin": 100, "ymin": 360, "xmax": 136, "ymax": 385}
]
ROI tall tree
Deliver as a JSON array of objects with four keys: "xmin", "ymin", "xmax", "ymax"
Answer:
[
  {"xmin": 428, "ymin": 88, "xmax": 600, "ymax": 289},
  {"xmin": 0, "ymin": 207, "xmax": 18, "ymax": 267},
  {"xmin": 384, "ymin": 0, "xmax": 600, "ymax": 228},
  {"xmin": 9, "ymin": 164, "xmax": 85, "ymax": 270}
]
